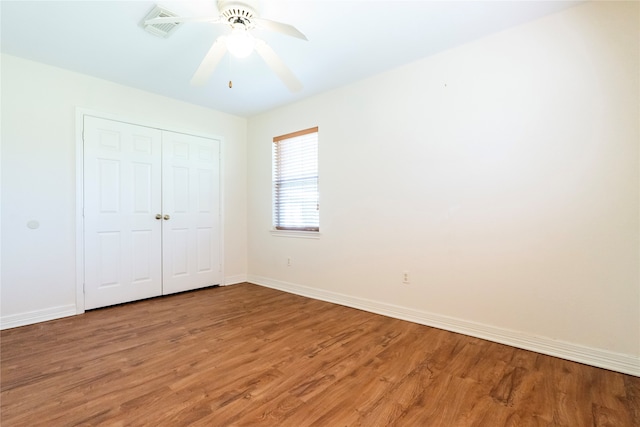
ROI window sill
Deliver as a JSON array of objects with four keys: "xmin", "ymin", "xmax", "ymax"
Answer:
[{"xmin": 270, "ymin": 230, "xmax": 321, "ymax": 239}]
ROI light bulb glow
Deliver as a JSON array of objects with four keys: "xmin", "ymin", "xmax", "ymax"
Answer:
[{"xmin": 225, "ymin": 28, "xmax": 255, "ymax": 58}]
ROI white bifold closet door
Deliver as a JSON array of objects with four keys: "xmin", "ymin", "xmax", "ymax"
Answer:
[
  {"xmin": 161, "ymin": 130, "xmax": 221, "ymax": 295},
  {"xmin": 83, "ymin": 116, "xmax": 221, "ymax": 310}
]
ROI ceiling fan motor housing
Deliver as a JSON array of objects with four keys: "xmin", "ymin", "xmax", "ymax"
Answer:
[{"xmin": 218, "ymin": 0, "xmax": 259, "ymax": 28}]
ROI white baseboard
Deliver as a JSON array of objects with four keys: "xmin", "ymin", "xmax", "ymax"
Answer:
[
  {"xmin": 248, "ymin": 275, "xmax": 640, "ymax": 377},
  {"xmin": 1, "ymin": 305, "xmax": 77, "ymax": 330},
  {"xmin": 1, "ymin": 276, "xmax": 248, "ymax": 330},
  {"xmin": 224, "ymin": 274, "xmax": 248, "ymax": 286}
]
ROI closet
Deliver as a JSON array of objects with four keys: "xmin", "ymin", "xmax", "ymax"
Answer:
[{"xmin": 83, "ymin": 116, "xmax": 222, "ymax": 310}]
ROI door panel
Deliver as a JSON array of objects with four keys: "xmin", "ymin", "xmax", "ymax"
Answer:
[
  {"xmin": 84, "ymin": 116, "xmax": 163, "ymax": 309},
  {"xmin": 162, "ymin": 131, "xmax": 221, "ymax": 295},
  {"xmin": 97, "ymin": 231, "xmax": 120, "ymax": 286},
  {"xmin": 131, "ymin": 230, "xmax": 153, "ymax": 282}
]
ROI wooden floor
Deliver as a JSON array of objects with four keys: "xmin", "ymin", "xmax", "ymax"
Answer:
[{"xmin": 1, "ymin": 284, "xmax": 638, "ymax": 426}]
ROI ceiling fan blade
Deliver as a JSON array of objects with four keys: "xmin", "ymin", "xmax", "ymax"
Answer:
[
  {"xmin": 255, "ymin": 18, "xmax": 307, "ymax": 41},
  {"xmin": 254, "ymin": 39, "xmax": 303, "ymax": 93},
  {"xmin": 190, "ymin": 37, "xmax": 228, "ymax": 86},
  {"xmin": 145, "ymin": 16, "xmax": 220, "ymax": 25}
]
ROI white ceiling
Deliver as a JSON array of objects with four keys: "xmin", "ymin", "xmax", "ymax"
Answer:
[{"xmin": 1, "ymin": 0, "xmax": 582, "ymax": 117}]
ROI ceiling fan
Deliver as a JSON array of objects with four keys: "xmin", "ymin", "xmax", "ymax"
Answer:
[{"xmin": 145, "ymin": 0, "xmax": 307, "ymax": 92}]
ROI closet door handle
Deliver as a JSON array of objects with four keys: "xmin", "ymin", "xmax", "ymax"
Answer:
[
  {"xmin": 163, "ymin": 214, "xmax": 171, "ymax": 221},
  {"xmin": 155, "ymin": 214, "xmax": 162, "ymax": 220}
]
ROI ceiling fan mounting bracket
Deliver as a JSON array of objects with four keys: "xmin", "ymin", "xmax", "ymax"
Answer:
[{"xmin": 218, "ymin": 0, "xmax": 258, "ymax": 29}]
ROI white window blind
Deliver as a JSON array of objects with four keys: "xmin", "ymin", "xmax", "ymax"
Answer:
[{"xmin": 273, "ymin": 127, "xmax": 319, "ymax": 231}]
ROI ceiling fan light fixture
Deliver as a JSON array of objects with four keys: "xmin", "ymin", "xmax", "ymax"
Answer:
[{"xmin": 225, "ymin": 28, "xmax": 255, "ymax": 58}]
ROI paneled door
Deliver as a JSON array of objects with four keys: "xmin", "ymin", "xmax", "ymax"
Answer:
[
  {"xmin": 161, "ymin": 131, "xmax": 222, "ymax": 295},
  {"xmin": 83, "ymin": 117, "xmax": 222, "ymax": 309},
  {"xmin": 83, "ymin": 116, "xmax": 163, "ymax": 309}
]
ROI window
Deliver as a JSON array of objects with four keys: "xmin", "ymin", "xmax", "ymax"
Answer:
[{"xmin": 273, "ymin": 127, "xmax": 319, "ymax": 232}]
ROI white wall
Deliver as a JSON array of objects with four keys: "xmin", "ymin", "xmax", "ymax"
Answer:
[
  {"xmin": 247, "ymin": 1, "xmax": 639, "ymax": 373},
  {"xmin": 1, "ymin": 54, "xmax": 248, "ymax": 324}
]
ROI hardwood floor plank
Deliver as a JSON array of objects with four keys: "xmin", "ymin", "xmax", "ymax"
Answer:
[
  {"xmin": 1, "ymin": 283, "xmax": 638, "ymax": 426},
  {"xmin": 355, "ymin": 358, "xmax": 438, "ymax": 426}
]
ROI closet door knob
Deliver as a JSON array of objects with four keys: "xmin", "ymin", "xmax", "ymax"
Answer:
[
  {"xmin": 155, "ymin": 214, "xmax": 162, "ymax": 220},
  {"xmin": 163, "ymin": 214, "xmax": 171, "ymax": 220}
]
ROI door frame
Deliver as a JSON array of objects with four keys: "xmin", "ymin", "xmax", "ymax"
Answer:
[{"xmin": 75, "ymin": 108, "xmax": 225, "ymax": 314}]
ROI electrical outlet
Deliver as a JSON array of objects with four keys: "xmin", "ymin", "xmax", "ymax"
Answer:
[
  {"xmin": 287, "ymin": 257, "xmax": 292, "ymax": 267},
  {"xmin": 402, "ymin": 271, "xmax": 410, "ymax": 284}
]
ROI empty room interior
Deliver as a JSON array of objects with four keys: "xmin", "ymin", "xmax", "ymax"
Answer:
[{"xmin": 1, "ymin": 0, "xmax": 639, "ymax": 425}]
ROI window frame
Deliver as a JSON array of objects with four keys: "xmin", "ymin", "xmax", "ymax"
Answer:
[{"xmin": 272, "ymin": 126, "xmax": 319, "ymax": 234}]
